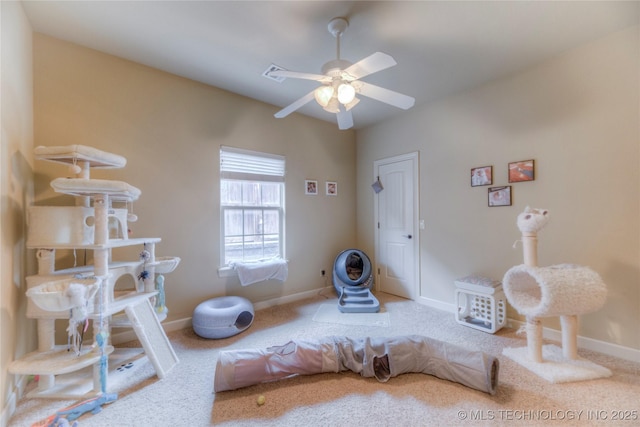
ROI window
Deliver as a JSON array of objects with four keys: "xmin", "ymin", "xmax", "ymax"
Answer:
[{"xmin": 220, "ymin": 146, "xmax": 285, "ymax": 267}]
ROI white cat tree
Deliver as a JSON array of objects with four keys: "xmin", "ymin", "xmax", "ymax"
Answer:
[
  {"xmin": 502, "ymin": 207, "xmax": 611, "ymax": 383},
  {"xmin": 9, "ymin": 145, "xmax": 180, "ymax": 399}
]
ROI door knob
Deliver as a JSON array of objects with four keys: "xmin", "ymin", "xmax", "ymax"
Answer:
[{"xmin": 402, "ymin": 234, "xmax": 412, "ymax": 239}]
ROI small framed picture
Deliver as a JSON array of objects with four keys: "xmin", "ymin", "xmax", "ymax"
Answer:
[
  {"xmin": 305, "ymin": 180, "xmax": 318, "ymax": 195},
  {"xmin": 488, "ymin": 186, "xmax": 512, "ymax": 207},
  {"xmin": 471, "ymin": 166, "xmax": 492, "ymax": 187},
  {"xmin": 508, "ymin": 159, "xmax": 535, "ymax": 183},
  {"xmin": 326, "ymin": 181, "xmax": 338, "ymax": 196}
]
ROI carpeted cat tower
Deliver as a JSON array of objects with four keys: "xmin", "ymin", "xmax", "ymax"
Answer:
[{"xmin": 502, "ymin": 207, "xmax": 611, "ymax": 383}]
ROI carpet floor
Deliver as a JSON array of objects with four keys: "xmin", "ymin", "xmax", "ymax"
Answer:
[{"xmin": 9, "ymin": 291, "xmax": 640, "ymax": 426}]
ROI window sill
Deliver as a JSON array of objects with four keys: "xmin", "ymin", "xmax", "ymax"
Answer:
[{"xmin": 217, "ymin": 266, "xmax": 237, "ymax": 278}]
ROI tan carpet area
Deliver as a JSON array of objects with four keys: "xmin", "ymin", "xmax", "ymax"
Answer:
[{"xmin": 9, "ymin": 291, "xmax": 640, "ymax": 426}]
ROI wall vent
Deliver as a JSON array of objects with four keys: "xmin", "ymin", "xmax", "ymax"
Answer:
[{"xmin": 262, "ymin": 64, "xmax": 287, "ymax": 82}]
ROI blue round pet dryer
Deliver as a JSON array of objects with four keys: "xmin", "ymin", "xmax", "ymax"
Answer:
[{"xmin": 332, "ymin": 249, "xmax": 379, "ymax": 313}]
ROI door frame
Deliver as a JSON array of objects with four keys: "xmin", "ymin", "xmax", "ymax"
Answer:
[{"xmin": 373, "ymin": 151, "xmax": 420, "ymax": 300}]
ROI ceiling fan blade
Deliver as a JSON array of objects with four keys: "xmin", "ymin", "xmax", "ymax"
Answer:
[
  {"xmin": 336, "ymin": 105, "xmax": 354, "ymax": 130},
  {"xmin": 268, "ymin": 69, "xmax": 330, "ymax": 83},
  {"xmin": 274, "ymin": 90, "xmax": 316, "ymax": 118},
  {"xmin": 343, "ymin": 52, "xmax": 397, "ymax": 80},
  {"xmin": 358, "ymin": 81, "xmax": 415, "ymax": 110}
]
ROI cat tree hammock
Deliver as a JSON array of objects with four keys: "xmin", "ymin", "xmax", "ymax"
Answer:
[
  {"xmin": 9, "ymin": 145, "xmax": 180, "ymax": 399},
  {"xmin": 502, "ymin": 207, "xmax": 611, "ymax": 383}
]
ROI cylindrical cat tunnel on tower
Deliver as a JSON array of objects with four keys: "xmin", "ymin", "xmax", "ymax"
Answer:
[
  {"xmin": 503, "ymin": 263, "xmax": 607, "ymax": 360},
  {"xmin": 502, "ymin": 208, "xmax": 610, "ymax": 382},
  {"xmin": 503, "ymin": 264, "xmax": 607, "ymax": 319}
]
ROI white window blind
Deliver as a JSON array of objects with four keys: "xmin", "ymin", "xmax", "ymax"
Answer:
[{"xmin": 220, "ymin": 146, "xmax": 285, "ymax": 182}]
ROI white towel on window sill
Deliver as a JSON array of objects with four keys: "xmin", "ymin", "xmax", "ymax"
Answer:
[{"xmin": 233, "ymin": 258, "xmax": 288, "ymax": 286}]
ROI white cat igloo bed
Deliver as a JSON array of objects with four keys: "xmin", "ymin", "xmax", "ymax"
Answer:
[{"xmin": 502, "ymin": 264, "xmax": 607, "ymax": 318}]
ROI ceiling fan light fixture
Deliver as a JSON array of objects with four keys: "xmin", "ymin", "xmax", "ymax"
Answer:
[
  {"xmin": 323, "ymin": 98, "xmax": 340, "ymax": 113},
  {"xmin": 344, "ymin": 97, "xmax": 360, "ymax": 111},
  {"xmin": 271, "ymin": 16, "xmax": 415, "ymax": 128},
  {"xmin": 314, "ymin": 85, "xmax": 334, "ymax": 107},
  {"xmin": 337, "ymin": 83, "xmax": 356, "ymax": 105}
]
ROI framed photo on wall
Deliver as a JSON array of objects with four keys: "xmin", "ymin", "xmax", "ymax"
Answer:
[
  {"xmin": 488, "ymin": 186, "xmax": 512, "ymax": 207},
  {"xmin": 508, "ymin": 159, "xmax": 535, "ymax": 183},
  {"xmin": 471, "ymin": 166, "xmax": 493, "ymax": 187},
  {"xmin": 326, "ymin": 181, "xmax": 337, "ymax": 196},
  {"xmin": 305, "ymin": 180, "xmax": 318, "ymax": 195}
]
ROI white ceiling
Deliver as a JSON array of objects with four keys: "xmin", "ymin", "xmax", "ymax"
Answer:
[{"xmin": 22, "ymin": 1, "xmax": 639, "ymax": 130}]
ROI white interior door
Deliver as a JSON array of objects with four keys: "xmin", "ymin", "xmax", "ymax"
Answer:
[{"xmin": 374, "ymin": 153, "xmax": 419, "ymax": 300}]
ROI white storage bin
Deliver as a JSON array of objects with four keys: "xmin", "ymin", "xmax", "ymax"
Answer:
[{"xmin": 455, "ymin": 276, "xmax": 506, "ymax": 334}]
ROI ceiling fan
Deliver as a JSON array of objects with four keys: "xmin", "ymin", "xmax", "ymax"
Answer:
[{"xmin": 267, "ymin": 17, "xmax": 415, "ymax": 130}]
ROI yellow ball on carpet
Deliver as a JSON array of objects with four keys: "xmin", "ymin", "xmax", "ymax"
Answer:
[{"xmin": 257, "ymin": 395, "xmax": 266, "ymax": 406}]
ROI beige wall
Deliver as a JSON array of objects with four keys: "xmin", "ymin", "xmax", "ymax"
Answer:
[
  {"xmin": 357, "ymin": 26, "xmax": 640, "ymax": 351},
  {"xmin": 32, "ymin": 34, "xmax": 357, "ymax": 326},
  {"xmin": 1, "ymin": 0, "xmax": 36, "ymax": 421}
]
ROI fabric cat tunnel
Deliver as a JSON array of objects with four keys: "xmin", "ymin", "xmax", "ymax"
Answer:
[{"xmin": 214, "ymin": 335, "xmax": 499, "ymax": 395}]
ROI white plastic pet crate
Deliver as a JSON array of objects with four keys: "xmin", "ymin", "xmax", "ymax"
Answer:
[{"xmin": 455, "ymin": 275, "xmax": 506, "ymax": 334}]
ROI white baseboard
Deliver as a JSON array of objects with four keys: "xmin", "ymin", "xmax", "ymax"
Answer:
[
  {"xmin": 417, "ymin": 295, "xmax": 456, "ymax": 313},
  {"xmin": 112, "ymin": 317, "xmax": 192, "ymax": 345},
  {"xmin": 252, "ymin": 287, "xmax": 332, "ymax": 310},
  {"xmin": 112, "ymin": 287, "xmax": 332, "ymax": 345},
  {"xmin": 507, "ymin": 318, "xmax": 640, "ymax": 363},
  {"xmin": 416, "ymin": 296, "xmax": 639, "ymax": 363},
  {"xmin": 1, "ymin": 375, "xmax": 29, "ymax": 427}
]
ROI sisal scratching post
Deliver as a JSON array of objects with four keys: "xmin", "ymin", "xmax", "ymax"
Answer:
[
  {"xmin": 521, "ymin": 232, "xmax": 538, "ymax": 268},
  {"xmin": 560, "ymin": 315, "xmax": 578, "ymax": 360},
  {"xmin": 526, "ymin": 317, "xmax": 543, "ymax": 363},
  {"xmin": 522, "ymin": 230, "xmax": 541, "ymax": 362}
]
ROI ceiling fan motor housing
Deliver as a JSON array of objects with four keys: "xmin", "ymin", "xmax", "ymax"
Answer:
[
  {"xmin": 322, "ymin": 17, "xmax": 353, "ymax": 77},
  {"xmin": 321, "ymin": 59, "xmax": 353, "ymax": 77},
  {"xmin": 327, "ymin": 17, "xmax": 349, "ymax": 38}
]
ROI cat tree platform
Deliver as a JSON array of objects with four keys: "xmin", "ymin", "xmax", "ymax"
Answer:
[{"xmin": 10, "ymin": 145, "xmax": 180, "ymax": 399}]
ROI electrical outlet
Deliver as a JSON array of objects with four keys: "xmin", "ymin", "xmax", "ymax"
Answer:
[{"xmin": 321, "ymin": 270, "xmax": 326, "ymax": 277}]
